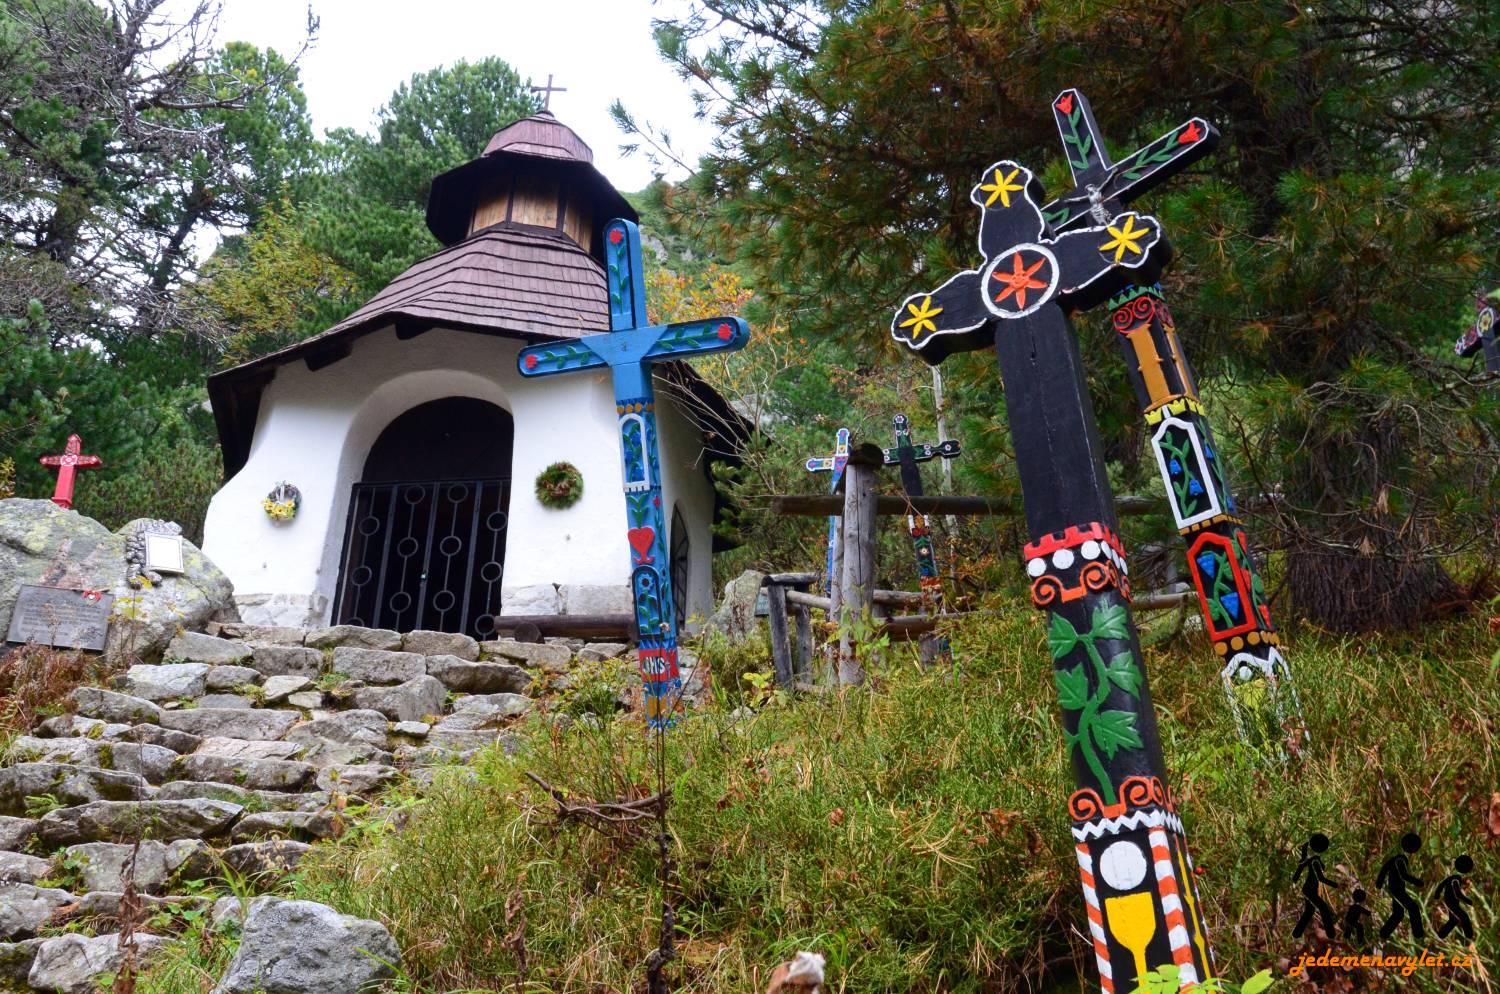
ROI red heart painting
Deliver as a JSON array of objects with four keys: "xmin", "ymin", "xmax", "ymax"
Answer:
[{"xmin": 627, "ymin": 527, "xmax": 656, "ymax": 558}]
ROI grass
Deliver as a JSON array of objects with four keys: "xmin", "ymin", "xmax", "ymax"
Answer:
[
  {"xmin": 133, "ymin": 606, "xmax": 1499, "ymax": 993},
  {"xmin": 0, "ymin": 641, "xmax": 108, "ymax": 736}
]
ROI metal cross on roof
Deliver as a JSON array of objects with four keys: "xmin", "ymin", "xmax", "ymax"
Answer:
[
  {"xmin": 517, "ymin": 219, "xmax": 748, "ymax": 728},
  {"xmin": 39, "ymin": 433, "xmax": 101, "ymax": 510},
  {"xmin": 530, "ymin": 73, "xmax": 566, "ymax": 111}
]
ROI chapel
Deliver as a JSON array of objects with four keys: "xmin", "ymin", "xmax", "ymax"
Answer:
[{"xmin": 202, "ymin": 112, "xmax": 748, "ymax": 638}]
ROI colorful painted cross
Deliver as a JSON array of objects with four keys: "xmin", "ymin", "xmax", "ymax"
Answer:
[
  {"xmin": 1456, "ymin": 287, "xmax": 1500, "ymax": 374},
  {"xmin": 1046, "ymin": 88, "xmax": 1306, "ymax": 757},
  {"xmin": 38, "ymin": 434, "xmax": 102, "ymax": 510},
  {"xmin": 881, "ymin": 414, "xmax": 960, "ymax": 610},
  {"xmin": 803, "ymin": 428, "xmax": 851, "ymax": 593},
  {"xmin": 891, "ymin": 161, "xmax": 1213, "ymax": 993},
  {"xmin": 517, "ymin": 219, "xmax": 749, "ymax": 728}
]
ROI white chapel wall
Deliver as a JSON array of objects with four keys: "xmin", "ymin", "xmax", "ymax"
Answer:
[
  {"xmin": 203, "ymin": 326, "xmax": 723, "ymax": 630},
  {"xmin": 653, "ymin": 381, "xmax": 718, "ymax": 627}
]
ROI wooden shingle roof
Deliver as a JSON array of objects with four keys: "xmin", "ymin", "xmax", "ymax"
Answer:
[
  {"xmin": 482, "ymin": 112, "xmax": 593, "ymax": 161},
  {"xmin": 325, "ymin": 222, "xmax": 607, "ymax": 340}
]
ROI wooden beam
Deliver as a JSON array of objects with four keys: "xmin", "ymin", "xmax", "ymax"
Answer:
[
  {"xmin": 768, "ymin": 493, "xmax": 1163, "ymax": 517},
  {"xmin": 491, "ymin": 614, "xmax": 635, "ymax": 639}
]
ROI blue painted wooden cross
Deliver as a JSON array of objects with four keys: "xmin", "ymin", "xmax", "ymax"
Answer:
[
  {"xmin": 803, "ymin": 427, "xmax": 851, "ymax": 593},
  {"xmin": 517, "ymin": 219, "xmax": 749, "ymax": 728}
]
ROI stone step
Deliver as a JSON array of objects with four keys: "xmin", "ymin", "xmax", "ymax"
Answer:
[
  {"xmin": 0, "ymin": 882, "xmax": 73, "ymax": 939},
  {"xmin": 163, "ymin": 631, "xmax": 253, "ymax": 666},
  {"xmin": 36, "ymin": 799, "xmax": 242, "ymax": 847},
  {"xmin": 0, "ymin": 817, "xmax": 37, "ymax": 851},
  {"xmin": 62, "ymin": 839, "xmax": 214, "ymax": 894},
  {"xmin": 25, "ymin": 931, "xmax": 167, "ymax": 992},
  {"xmin": 6, "ymin": 738, "xmax": 177, "ymax": 784},
  {"xmin": 154, "ymin": 781, "xmax": 330, "ymax": 812},
  {"xmin": 158, "ymin": 708, "xmax": 300, "ymax": 741},
  {"xmin": 0, "ymin": 764, "xmax": 151, "ymax": 817},
  {"xmin": 230, "ymin": 810, "xmax": 341, "ymax": 844},
  {"xmin": 0, "ymin": 851, "xmax": 51, "ymax": 885}
]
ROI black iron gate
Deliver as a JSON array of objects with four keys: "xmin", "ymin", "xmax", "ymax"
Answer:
[{"xmin": 333, "ymin": 478, "xmax": 510, "ymax": 639}]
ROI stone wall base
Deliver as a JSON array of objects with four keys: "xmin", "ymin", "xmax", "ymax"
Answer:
[
  {"xmin": 500, "ymin": 583, "xmax": 632, "ymax": 616},
  {"xmin": 233, "ymin": 592, "xmax": 329, "ymax": 629}
]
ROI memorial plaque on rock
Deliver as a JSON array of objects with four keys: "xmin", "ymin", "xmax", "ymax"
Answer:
[
  {"xmin": 144, "ymin": 533, "xmax": 185, "ymax": 575},
  {"xmin": 5, "ymin": 585, "xmax": 114, "ymax": 651}
]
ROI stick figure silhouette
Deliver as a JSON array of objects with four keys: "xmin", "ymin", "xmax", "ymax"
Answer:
[
  {"xmin": 1376, "ymin": 832, "xmax": 1425, "ymax": 940},
  {"xmin": 1342, "ymin": 888, "xmax": 1372, "ymax": 947},
  {"xmin": 1292, "ymin": 832, "xmax": 1339, "ymax": 938},
  {"xmin": 1436, "ymin": 855, "xmax": 1475, "ymax": 941}
]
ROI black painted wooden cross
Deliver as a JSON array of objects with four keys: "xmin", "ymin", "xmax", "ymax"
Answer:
[
  {"xmin": 1456, "ymin": 287, "xmax": 1500, "ymax": 374},
  {"xmin": 890, "ymin": 161, "xmax": 1213, "ymax": 993},
  {"xmin": 881, "ymin": 414, "xmax": 960, "ymax": 611},
  {"xmin": 1045, "ymin": 89, "xmax": 1306, "ymax": 758}
]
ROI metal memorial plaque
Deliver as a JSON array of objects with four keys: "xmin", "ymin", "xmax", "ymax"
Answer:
[
  {"xmin": 6, "ymin": 585, "xmax": 114, "ymax": 651},
  {"xmin": 144, "ymin": 533, "xmax": 186, "ymax": 575}
]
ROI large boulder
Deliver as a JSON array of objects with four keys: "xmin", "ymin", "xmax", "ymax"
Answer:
[
  {"xmin": 704, "ymin": 569, "xmax": 766, "ymax": 642},
  {"xmin": 0, "ymin": 500, "xmax": 234, "ymax": 665},
  {"xmin": 211, "ymin": 897, "xmax": 399, "ymax": 994}
]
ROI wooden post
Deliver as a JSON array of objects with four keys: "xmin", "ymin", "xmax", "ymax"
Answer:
[
  {"xmin": 835, "ymin": 443, "xmax": 881, "ymax": 685},
  {"xmin": 824, "ymin": 513, "xmax": 845, "ymax": 678},
  {"xmin": 765, "ymin": 581, "xmax": 794, "ymax": 688},
  {"xmin": 792, "ymin": 598, "xmax": 814, "ymax": 681}
]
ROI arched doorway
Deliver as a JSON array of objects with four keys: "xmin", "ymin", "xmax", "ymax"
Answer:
[{"xmin": 333, "ymin": 397, "xmax": 513, "ymax": 638}]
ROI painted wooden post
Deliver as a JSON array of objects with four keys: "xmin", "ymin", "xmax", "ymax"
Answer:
[
  {"xmin": 835, "ymin": 443, "xmax": 881, "ymax": 686},
  {"xmin": 883, "ymin": 413, "xmax": 962, "ymax": 662},
  {"xmin": 805, "ymin": 428, "xmax": 851, "ymax": 593},
  {"xmin": 1044, "ymin": 88, "xmax": 1306, "ymax": 756},
  {"xmin": 38, "ymin": 434, "xmax": 102, "ymax": 510},
  {"xmin": 517, "ymin": 219, "xmax": 749, "ymax": 728},
  {"xmin": 892, "ymin": 160, "xmax": 1212, "ymax": 993},
  {"xmin": 1456, "ymin": 287, "xmax": 1500, "ymax": 374},
  {"xmin": 882, "ymin": 414, "xmax": 960, "ymax": 604}
]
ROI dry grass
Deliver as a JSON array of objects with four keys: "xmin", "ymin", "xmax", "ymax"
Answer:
[{"xmin": 0, "ymin": 641, "xmax": 107, "ymax": 737}]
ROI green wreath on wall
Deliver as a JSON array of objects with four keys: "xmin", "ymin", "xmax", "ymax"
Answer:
[{"xmin": 534, "ymin": 461, "xmax": 584, "ymax": 510}]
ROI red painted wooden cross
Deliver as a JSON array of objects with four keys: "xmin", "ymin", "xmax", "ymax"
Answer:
[{"xmin": 38, "ymin": 434, "xmax": 101, "ymax": 509}]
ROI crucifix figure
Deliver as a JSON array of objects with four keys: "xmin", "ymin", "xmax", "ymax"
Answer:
[
  {"xmin": 1456, "ymin": 287, "xmax": 1499, "ymax": 374},
  {"xmin": 892, "ymin": 160, "xmax": 1213, "ymax": 993},
  {"xmin": 530, "ymin": 73, "xmax": 566, "ymax": 111},
  {"xmin": 881, "ymin": 413, "xmax": 960, "ymax": 618},
  {"xmin": 1044, "ymin": 88, "xmax": 1305, "ymax": 757},
  {"xmin": 518, "ymin": 219, "xmax": 748, "ymax": 728},
  {"xmin": 804, "ymin": 427, "xmax": 850, "ymax": 593},
  {"xmin": 39, "ymin": 434, "xmax": 102, "ymax": 510}
]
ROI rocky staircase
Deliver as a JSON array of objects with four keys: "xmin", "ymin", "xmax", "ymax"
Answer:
[{"xmin": 0, "ymin": 623, "xmax": 639, "ymax": 992}]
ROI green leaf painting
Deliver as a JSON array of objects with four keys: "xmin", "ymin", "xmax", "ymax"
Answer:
[{"xmin": 1049, "ymin": 606, "xmax": 1145, "ymax": 804}]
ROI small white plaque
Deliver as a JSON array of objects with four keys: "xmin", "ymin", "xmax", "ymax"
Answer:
[{"xmin": 144, "ymin": 533, "xmax": 186, "ymax": 574}]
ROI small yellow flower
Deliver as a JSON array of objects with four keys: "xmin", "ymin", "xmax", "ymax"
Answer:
[
  {"xmin": 978, "ymin": 166, "xmax": 1025, "ymax": 208},
  {"xmin": 899, "ymin": 295, "xmax": 944, "ymax": 340},
  {"xmin": 1099, "ymin": 215, "xmax": 1149, "ymax": 263}
]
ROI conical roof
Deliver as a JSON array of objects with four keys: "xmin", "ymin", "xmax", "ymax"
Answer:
[
  {"xmin": 481, "ymin": 110, "xmax": 593, "ymax": 161},
  {"xmin": 425, "ymin": 111, "xmax": 634, "ymax": 249}
]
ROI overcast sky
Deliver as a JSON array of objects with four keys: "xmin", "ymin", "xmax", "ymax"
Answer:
[{"xmin": 199, "ymin": 0, "xmax": 717, "ymax": 192}]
